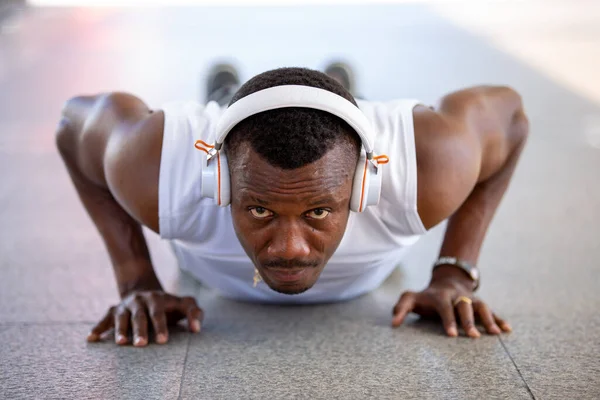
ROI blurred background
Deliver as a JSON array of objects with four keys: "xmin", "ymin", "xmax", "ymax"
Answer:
[
  {"xmin": 0, "ymin": 0, "xmax": 598, "ymax": 399},
  {"xmin": 2, "ymin": 0, "xmax": 600, "ymax": 123}
]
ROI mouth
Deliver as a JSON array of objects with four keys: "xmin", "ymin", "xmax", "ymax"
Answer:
[{"xmin": 262, "ymin": 267, "xmax": 310, "ymax": 283}]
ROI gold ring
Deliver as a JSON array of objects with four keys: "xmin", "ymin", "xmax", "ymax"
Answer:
[{"xmin": 453, "ymin": 296, "xmax": 472, "ymax": 306}]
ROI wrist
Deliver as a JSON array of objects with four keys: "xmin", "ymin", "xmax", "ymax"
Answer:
[
  {"xmin": 114, "ymin": 259, "xmax": 163, "ymax": 298},
  {"xmin": 118, "ymin": 272, "xmax": 163, "ymax": 298},
  {"xmin": 430, "ymin": 264, "xmax": 477, "ymax": 291},
  {"xmin": 119, "ymin": 279, "xmax": 163, "ymax": 298}
]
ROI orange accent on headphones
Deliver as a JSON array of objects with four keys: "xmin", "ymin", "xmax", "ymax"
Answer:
[
  {"xmin": 359, "ymin": 158, "xmax": 369, "ymax": 211},
  {"xmin": 194, "ymin": 139, "xmax": 215, "ymax": 154},
  {"xmin": 374, "ymin": 154, "xmax": 389, "ymax": 164},
  {"xmin": 217, "ymin": 152, "xmax": 222, "ymax": 206}
]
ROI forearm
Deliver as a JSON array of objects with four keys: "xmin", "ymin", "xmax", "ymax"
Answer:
[
  {"xmin": 432, "ymin": 109, "xmax": 529, "ymax": 285},
  {"xmin": 57, "ymin": 123, "xmax": 162, "ymax": 297}
]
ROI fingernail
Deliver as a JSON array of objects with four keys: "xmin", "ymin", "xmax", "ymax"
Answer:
[
  {"xmin": 134, "ymin": 336, "xmax": 147, "ymax": 347},
  {"xmin": 491, "ymin": 325, "xmax": 502, "ymax": 334},
  {"xmin": 116, "ymin": 334, "xmax": 127, "ymax": 344},
  {"xmin": 448, "ymin": 327, "xmax": 458, "ymax": 337},
  {"xmin": 502, "ymin": 323, "xmax": 512, "ymax": 332},
  {"xmin": 192, "ymin": 320, "xmax": 201, "ymax": 333},
  {"xmin": 470, "ymin": 328, "xmax": 481, "ymax": 338},
  {"xmin": 156, "ymin": 334, "xmax": 168, "ymax": 344}
]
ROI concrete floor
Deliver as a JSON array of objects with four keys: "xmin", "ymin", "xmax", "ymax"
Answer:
[{"xmin": 1, "ymin": 1, "xmax": 599, "ymax": 399}]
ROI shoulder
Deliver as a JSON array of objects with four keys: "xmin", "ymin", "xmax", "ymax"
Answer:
[
  {"xmin": 413, "ymin": 105, "xmax": 481, "ymax": 229},
  {"xmin": 57, "ymin": 92, "xmax": 164, "ymax": 232},
  {"xmin": 60, "ymin": 92, "xmax": 161, "ymax": 179},
  {"xmin": 58, "ymin": 92, "xmax": 163, "ymax": 191}
]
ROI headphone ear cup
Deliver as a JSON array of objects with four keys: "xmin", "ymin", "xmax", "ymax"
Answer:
[
  {"xmin": 365, "ymin": 159, "xmax": 382, "ymax": 208},
  {"xmin": 350, "ymin": 151, "xmax": 383, "ymax": 212},
  {"xmin": 217, "ymin": 151, "xmax": 231, "ymax": 207},
  {"xmin": 201, "ymin": 151, "xmax": 231, "ymax": 207},
  {"xmin": 201, "ymin": 154, "xmax": 217, "ymax": 199},
  {"xmin": 350, "ymin": 151, "xmax": 368, "ymax": 212}
]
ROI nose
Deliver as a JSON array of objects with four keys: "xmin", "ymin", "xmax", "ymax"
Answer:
[{"xmin": 267, "ymin": 219, "xmax": 311, "ymax": 260}]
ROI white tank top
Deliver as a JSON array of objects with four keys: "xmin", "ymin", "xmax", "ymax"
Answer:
[{"xmin": 158, "ymin": 98, "xmax": 427, "ymax": 303}]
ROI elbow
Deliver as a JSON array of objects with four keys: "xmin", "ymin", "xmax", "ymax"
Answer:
[
  {"xmin": 504, "ymin": 88, "xmax": 529, "ymax": 143},
  {"xmin": 505, "ymin": 86, "xmax": 525, "ymax": 113},
  {"xmin": 497, "ymin": 85, "xmax": 525, "ymax": 113},
  {"xmin": 492, "ymin": 86, "xmax": 529, "ymax": 144},
  {"xmin": 55, "ymin": 97, "xmax": 81, "ymax": 157},
  {"xmin": 511, "ymin": 107, "xmax": 530, "ymax": 145},
  {"xmin": 56, "ymin": 94, "xmax": 97, "ymax": 156},
  {"xmin": 55, "ymin": 117, "xmax": 74, "ymax": 157}
]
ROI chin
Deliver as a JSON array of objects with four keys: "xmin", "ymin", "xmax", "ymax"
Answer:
[
  {"xmin": 269, "ymin": 283, "xmax": 313, "ymax": 295},
  {"xmin": 259, "ymin": 266, "xmax": 321, "ymax": 295}
]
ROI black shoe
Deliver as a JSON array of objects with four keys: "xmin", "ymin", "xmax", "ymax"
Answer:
[
  {"xmin": 324, "ymin": 61, "xmax": 356, "ymax": 96},
  {"xmin": 205, "ymin": 63, "xmax": 241, "ymax": 106}
]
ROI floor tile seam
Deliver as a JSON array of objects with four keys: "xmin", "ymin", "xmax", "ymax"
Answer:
[
  {"xmin": 177, "ymin": 334, "xmax": 192, "ymax": 400},
  {"xmin": 499, "ymin": 336, "xmax": 537, "ymax": 400}
]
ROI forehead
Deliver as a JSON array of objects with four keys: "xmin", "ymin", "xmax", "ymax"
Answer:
[{"xmin": 230, "ymin": 144, "xmax": 356, "ymax": 201}]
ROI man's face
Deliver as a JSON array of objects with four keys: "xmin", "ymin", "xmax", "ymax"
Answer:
[{"xmin": 229, "ymin": 142, "xmax": 357, "ymax": 295}]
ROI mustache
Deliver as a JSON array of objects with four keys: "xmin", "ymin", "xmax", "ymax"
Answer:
[{"xmin": 262, "ymin": 258, "xmax": 319, "ymax": 269}]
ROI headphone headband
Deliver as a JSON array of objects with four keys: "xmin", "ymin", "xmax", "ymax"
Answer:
[
  {"xmin": 200, "ymin": 84, "xmax": 387, "ymax": 212},
  {"xmin": 214, "ymin": 85, "xmax": 375, "ymax": 156}
]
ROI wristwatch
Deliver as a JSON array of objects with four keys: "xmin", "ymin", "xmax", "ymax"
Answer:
[{"xmin": 432, "ymin": 257, "xmax": 480, "ymax": 290}]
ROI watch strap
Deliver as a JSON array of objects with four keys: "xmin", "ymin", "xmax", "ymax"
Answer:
[{"xmin": 432, "ymin": 257, "xmax": 480, "ymax": 290}]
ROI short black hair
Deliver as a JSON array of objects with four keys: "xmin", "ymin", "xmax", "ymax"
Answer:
[{"xmin": 224, "ymin": 67, "xmax": 361, "ymax": 170}]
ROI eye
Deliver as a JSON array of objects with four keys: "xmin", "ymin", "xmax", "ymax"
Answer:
[
  {"xmin": 249, "ymin": 207, "xmax": 274, "ymax": 219},
  {"xmin": 306, "ymin": 209, "xmax": 330, "ymax": 220}
]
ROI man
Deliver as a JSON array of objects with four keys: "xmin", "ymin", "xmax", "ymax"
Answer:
[{"xmin": 56, "ymin": 63, "xmax": 528, "ymax": 347}]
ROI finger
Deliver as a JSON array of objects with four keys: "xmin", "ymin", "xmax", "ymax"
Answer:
[
  {"xmin": 115, "ymin": 307, "xmax": 132, "ymax": 345},
  {"xmin": 433, "ymin": 298, "xmax": 458, "ymax": 337},
  {"xmin": 391, "ymin": 292, "xmax": 416, "ymax": 327},
  {"xmin": 181, "ymin": 296, "xmax": 203, "ymax": 333},
  {"xmin": 474, "ymin": 302, "xmax": 501, "ymax": 335},
  {"xmin": 147, "ymin": 296, "xmax": 169, "ymax": 345},
  {"xmin": 494, "ymin": 314, "xmax": 512, "ymax": 332},
  {"xmin": 455, "ymin": 299, "xmax": 480, "ymax": 338},
  {"xmin": 130, "ymin": 297, "xmax": 149, "ymax": 347},
  {"xmin": 87, "ymin": 307, "xmax": 115, "ymax": 342}
]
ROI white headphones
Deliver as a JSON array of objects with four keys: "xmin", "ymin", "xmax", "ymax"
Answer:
[{"xmin": 195, "ymin": 85, "xmax": 389, "ymax": 212}]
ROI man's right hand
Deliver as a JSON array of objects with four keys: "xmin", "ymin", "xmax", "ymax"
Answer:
[{"xmin": 87, "ymin": 291, "xmax": 204, "ymax": 347}]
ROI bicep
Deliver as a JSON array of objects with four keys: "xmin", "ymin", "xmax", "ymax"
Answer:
[
  {"xmin": 414, "ymin": 107, "xmax": 482, "ymax": 229},
  {"xmin": 104, "ymin": 110, "xmax": 164, "ymax": 234},
  {"xmin": 68, "ymin": 93, "xmax": 164, "ymax": 233}
]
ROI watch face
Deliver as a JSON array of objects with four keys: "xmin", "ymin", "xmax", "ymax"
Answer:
[{"xmin": 470, "ymin": 267, "xmax": 480, "ymax": 282}]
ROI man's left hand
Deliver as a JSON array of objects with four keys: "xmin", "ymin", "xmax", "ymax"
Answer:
[{"xmin": 391, "ymin": 278, "xmax": 512, "ymax": 338}]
